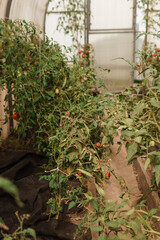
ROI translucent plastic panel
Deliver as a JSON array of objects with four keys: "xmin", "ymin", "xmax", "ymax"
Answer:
[
  {"xmin": 0, "ymin": 0, "xmax": 8, "ymax": 19},
  {"xmin": 90, "ymin": 0, "xmax": 133, "ymax": 29},
  {"xmin": 47, "ymin": 0, "xmax": 65, "ymax": 11},
  {"xmin": 45, "ymin": 13, "xmax": 84, "ymax": 60},
  {"xmin": 47, "ymin": 0, "xmax": 84, "ymax": 12},
  {"xmin": 89, "ymin": 33, "xmax": 134, "ymax": 91},
  {"xmin": 9, "ymin": 0, "xmax": 48, "ymax": 28}
]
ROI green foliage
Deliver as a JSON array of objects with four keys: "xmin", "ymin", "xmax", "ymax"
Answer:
[
  {"xmin": 2, "ymin": 212, "xmax": 36, "ymax": 240},
  {"xmin": 0, "ymin": 176, "xmax": 23, "ymax": 207},
  {"xmin": 48, "ymin": 0, "xmax": 86, "ymax": 45},
  {"xmin": 0, "ymin": 19, "xmax": 95, "ymax": 150},
  {"xmin": 0, "ymin": 16, "xmax": 160, "ymax": 240}
]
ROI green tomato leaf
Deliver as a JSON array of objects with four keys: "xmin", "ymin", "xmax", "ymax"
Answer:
[
  {"xmin": 121, "ymin": 130, "xmax": 135, "ymax": 137},
  {"xmin": 3, "ymin": 236, "xmax": 12, "ymax": 240},
  {"xmin": 135, "ymin": 129, "xmax": 147, "ymax": 136},
  {"xmin": 92, "ymin": 201, "xmax": 99, "ymax": 211},
  {"xmin": 148, "ymin": 208, "xmax": 159, "ymax": 217},
  {"xmin": 121, "ymin": 118, "xmax": 133, "ymax": 127},
  {"xmin": 126, "ymin": 208, "xmax": 135, "ymax": 216},
  {"xmin": 0, "ymin": 217, "xmax": 5, "ymax": 225},
  {"xmin": 90, "ymin": 226, "xmax": 103, "ymax": 232},
  {"xmin": 154, "ymin": 165, "xmax": 160, "ymax": 185},
  {"xmin": 134, "ymin": 136, "xmax": 142, "ymax": 144},
  {"xmin": 95, "ymin": 183, "xmax": 105, "ymax": 197},
  {"xmin": 104, "ymin": 203, "xmax": 116, "ymax": 213},
  {"xmin": 105, "ymin": 221, "xmax": 118, "ymax": 228},
  {"xmin": 101, "ymin": 136, "xmax": 107, "ymax": 146},
  {"xmin": 0, "ymin": 177, "xmax": 23, "ymax": 207},
  {"xmin": 98, "ymin": 233, "xmax": 107, "ymax": 240},
  {"xmin": 68, "ymin": 201, "xmax": 76, "ymax": 210},
  {"xmin": 131, "ymin": 103, "xmax": 146, "ymax": 117},
  {"xmin": 77, "ymin": 169, "xmax": 92, "ymax": 177},
  {"xmin": 127, "ymin": 143, "xmax": 138, "ymax": 161},
  {"xmin": 20, "ymin": 228, "xmax": 36, "ymax": 239},
  {"xmin": 150, "ymin": 98, "xmax": 159, "ymax": 108},
  {"xmin": 144, "ymin": 158, "xmax": 151, "ymax": 170}
]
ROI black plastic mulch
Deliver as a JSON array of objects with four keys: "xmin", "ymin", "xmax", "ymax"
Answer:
[{"xmin": 0, "ymin": 151, "xmax": 91, "ymax": 240}]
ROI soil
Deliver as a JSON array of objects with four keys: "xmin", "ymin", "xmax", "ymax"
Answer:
[
  {"xmin": 104, "ymin": 134, "xmax": 142, "ymax": 206},
  {"xmin": 102, "ymin": 134, "xmax": 160, "ymax": 236}
]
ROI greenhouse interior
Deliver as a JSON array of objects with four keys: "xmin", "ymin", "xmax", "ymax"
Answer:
[{"xmin": 0, "ymin": 0, "xmax": 160, "ymax": 239}]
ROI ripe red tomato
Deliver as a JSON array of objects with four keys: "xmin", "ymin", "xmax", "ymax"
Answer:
[
  {"xmin": 12, "ymin": 112, "xmax": 20, "ymax": 120},
  {"xmin": 85, "ymin": 51, "xmax": 89, "ymax": 55},
  {"xmin": 78, "ymin": 171, "xmax": 82, "ymax": 175},
  {"xmin": 64, "ymin": 112, "xmax": 68, "ymax": 116},
  {"xmin": 65, "ymin": 143, "xmax": 68, "ymax": 147},
  {"xmin": 86, "ymin": 45, "xmax": 90, "ymax": 49},
  {"xmin": 133, "ymin": 98, "xmax": 136, "ymax": 101},
  {"xmin": 78, "ymin": 50, "xmax": 82, "ymax": 54},
  {"xmin": 96, "ymin": 142, "xmax": 101, "ymax": 148},
  {"xmin": 82, "ymin": 54, "xmax": 85, "ymax": 58},
  {"xmin": 137, "ymin": 64, "xmax": 140, "ymax": 67},
  {"xmin": 153, "ymin": 53, "xmax": 157, "ymax": 57},
  {"xmin": 141, "ymin": 118, "xmax": 145, "ymax": 121},
  {"xmin": 105, "ymin": 173, "xmax": 110, "ymax": 178},
  {"xmin": 157, "ymin": 49, "xmax": 160, "ymax": 52}
]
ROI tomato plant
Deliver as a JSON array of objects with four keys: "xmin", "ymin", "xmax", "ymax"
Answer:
[{"xmin": 0, "ymin": 3, "xmax": 160, "ymax": 237}]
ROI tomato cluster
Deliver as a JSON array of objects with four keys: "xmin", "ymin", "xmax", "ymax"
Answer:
[{"xmin": 78, "ymin": 44, "xmax": 90, "ymax": 58}]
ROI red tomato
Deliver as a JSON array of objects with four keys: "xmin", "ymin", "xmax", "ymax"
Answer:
[
  {"xmin": 86, "ymin": 45, "xmax": 90, "ymax": 49},
  {"xmin": 64, "ymin": 112, "xmax": 68, "ymax": 116},
  {"xmin": 65, "ymin": 143, "xmax": 68, "ymax": 147},
  {"xmin": 96, "ymin": 142, "xmax": 101, "ymax": 148},
  {"xmin": 85, "ymin": 51, "xmax": 89, "ymax": 55},
  {"xmin": 12, "ymin": 113, "xmax": 20, "ymax": 120},
  {"xmin": 153, "ymin": 53, "xmax": 157, "ymax": 57},
  {"xmin": 105, "ymin": 173, "xmax": 110, "ymax": 178},
  {"xmin": 141, "ymin": 118, "xmax": 145, "ymax": 121},
  {"xmin": 78, "ymin": 171, "xmax": 82, "ymax": 175},
  {"xmin": 137, "ymin": 64, "xmax": 140, "ymax": 67},
  {"xmin": 82, "ymin": 54, "xmax": 85, "ymax": 58},
  {"xmin": 78, "ymin": 50, "xmax": 82, "ymax": 54},
  {"xmin": 157, "ymin": 49, "xmax": 160, "ymax": 52},
  {"xmin": 133, "ymin": 98, "xmax": 136, "ymax": 101}
]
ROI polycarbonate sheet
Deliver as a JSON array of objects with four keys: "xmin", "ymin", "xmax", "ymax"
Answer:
[
  {"xmin": 9, "ymin": 0, "xmax": 48, "ymax": 32},
  {"xmin": 47, "ymin": 0, "xmax": 85, "ymax": 12},
  {"xmin": 45, "ymin": 13, "xmax": 84, "ymax": 60},
  {"xmin": 0, "ymin": 0, "xmax": 8, "ymax": 19},
  {"xmin": 89, "ymin": 33, "xmax": 134, "ymax": 91},
  {"xmin": 90, "ymin": 0, "xmax": 134, "ymax": 30},
  {"xmin": 47, "ymin": 0, "xmax": 63, "ymax": 11}
]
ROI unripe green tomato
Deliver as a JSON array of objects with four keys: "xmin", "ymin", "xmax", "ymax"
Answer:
[
  {"xmin": 149, "ymin": 141, "xmax": 155, "ymax": 147},
  {"xmin": 55, "ymin": 89, "xmax": 59, "ymax": 94}
]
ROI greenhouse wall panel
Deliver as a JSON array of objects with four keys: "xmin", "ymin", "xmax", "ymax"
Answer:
[
  {"xmin": 89, "ymin": 33, "xmax": 134, "ymax": 91},
  {"xmin": 90, "ymin": 0, "xmax": 134, "ymax": 29}
]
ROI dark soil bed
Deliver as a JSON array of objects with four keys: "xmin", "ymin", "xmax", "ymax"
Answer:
[{"xmin": 0, "ymin": 151, "xmax": 91, "ymax": 240}]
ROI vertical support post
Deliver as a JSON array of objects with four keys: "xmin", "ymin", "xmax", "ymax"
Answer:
[
  {"xmin": 5, "ymin": 0, "xmax": 13, "ymax": 131},
  {"xmin": 84, "ymin": 0, "xmax": 90, "ymax": 45},
  {"xmin": 133, "ymin": 0, "xmax": 137, "ymax": 84}
]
